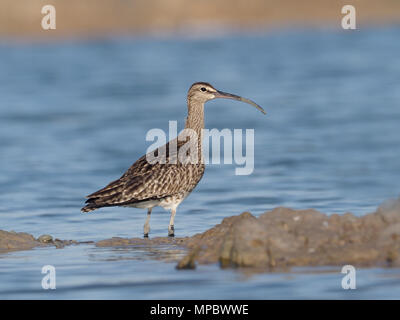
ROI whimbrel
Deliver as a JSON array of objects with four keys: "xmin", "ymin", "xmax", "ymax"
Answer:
[{"xmin": 81, "ymin": 82, "xmax": 265, "ymax": 237}]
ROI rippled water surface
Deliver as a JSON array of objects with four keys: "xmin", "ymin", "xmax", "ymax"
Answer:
[{"xmin": 1, "ymin": 27, "xmax": 400, "ymax": 299}]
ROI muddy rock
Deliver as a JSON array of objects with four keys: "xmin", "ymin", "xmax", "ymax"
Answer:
[
  {"xmin": 96, "ymin": 236, "xmax": 189, "ymax": 263},
  {"xmin": 38, "ymin": 234, "xmax": 53, "ymax": 243},
  {"xmin": 96, "ymin": 236, "xmax": 188, "ymax": 247},
  {"xmin": 3, "ymin": 198, "xmax": 400, "ymax": 272},
  {"xmin": 0, "ymin": 230, "xmax": 79, "ymax": 253},
  {"xmin": 0, "ymin": 230, "xmax": 44, "ymax": 253},
  {"xmin": 95, "ymin": 200, "xmax": 400, "ymax": 271},
  {"xmin": 176, "ymin": 198, "xmax": 400, "ymax": 270}
]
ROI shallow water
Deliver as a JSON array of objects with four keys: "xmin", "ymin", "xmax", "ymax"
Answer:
[{"xmin": 1, "ymin": 26, "xmax": 400, "ymax": 299}]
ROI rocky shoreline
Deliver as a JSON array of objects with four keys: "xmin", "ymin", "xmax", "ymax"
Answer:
[
  {"xmin": 0, "ymin": 230, "xmax": 81, "ymax": 253},
  {"xmin": 2, "ymin": 199, "xmax": 400, "ymax": 272}
]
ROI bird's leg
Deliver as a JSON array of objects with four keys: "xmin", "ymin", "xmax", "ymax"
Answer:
[
  {"xmin": 144, "ymin": 208, "xmax": 152, "ymax": 238},
  {"xmin": 168, "ymin": 208, "xmax": 176, "ymax": 237}
]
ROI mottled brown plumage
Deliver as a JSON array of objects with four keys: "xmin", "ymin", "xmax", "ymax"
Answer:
[
  {"xmin": 82, "ymin": 82, "xmax": 265, "ymax": 237},
  {"xmin": 82, "ymin": 140, "xmax": 205, "ymax": 211}
]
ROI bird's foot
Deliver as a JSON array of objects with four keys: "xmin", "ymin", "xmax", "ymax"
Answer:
[
  {"xmin": 168, "ymin": 225, "xmax": 175, "ymax": 237},
  {"xmin": 144, "ymin": 224, "xmax": 150, "ymax": 238}
]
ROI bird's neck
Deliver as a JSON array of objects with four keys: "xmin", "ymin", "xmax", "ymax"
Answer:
[
  {"xmin": 181, "ymin": 99, "xmax": 204, "ymax": 160},
  {"xmin": 184, "ymin": 99, "xmax": 204, "ymax": 135}
]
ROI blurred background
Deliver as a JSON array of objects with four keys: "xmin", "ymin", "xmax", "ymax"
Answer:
[
  {"xmin": 0, "ymin": 0, "xmax": 400, "ymax": 299},
  {"xmin": 1, "ymin": 0, "xmax": 400, "ymax": 38}
]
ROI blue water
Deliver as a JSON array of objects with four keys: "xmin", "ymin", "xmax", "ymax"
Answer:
[{"xmin": 0, "ymin": 26, "xmax": 400, "ymax": 299}]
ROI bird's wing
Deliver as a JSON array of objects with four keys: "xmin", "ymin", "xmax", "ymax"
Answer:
[
  {"xmin": 85, "ymin": 154, "xmax": 153, "ymax": 201},
  {"xmin": 120, "ymin": 162, "xmax": 193, "ymax": 202},
  {"xmin": 84, "ymin": 140, "xmax": 200, "ymax": 209}
]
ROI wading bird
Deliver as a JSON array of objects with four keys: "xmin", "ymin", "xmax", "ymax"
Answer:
[{"xmin": 81, "ymin": 82, "xmax": 265, "ymax": 237}]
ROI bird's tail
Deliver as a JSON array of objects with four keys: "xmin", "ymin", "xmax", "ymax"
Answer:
[
  {"xmin": 81, "ymin": 205, "xmax": 98, "ymax": 213},
  {"xmin": 81, "ymin": 195, "xmax": 119, "ymax": 213},
  {"xmin": 82, "ymin": 178, "xmax": 126, "ymax": 213}
]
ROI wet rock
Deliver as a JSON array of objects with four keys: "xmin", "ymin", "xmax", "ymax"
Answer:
[
  {"xmin": 176, "ymin": 248, "xmax": 198, "ymax": 269},
  {"xmin": 38, "ymin": 234, "xmax": 53, "ymax": 243},
  {"xmin": 3, "ymin": 197, "xmax": 400, "ymax": 272},
  {"xmin": 54, "ymin": 239, "xmax": 79, "ymax": 249},
  {"xmin": 0, "ymin": 230, "xmax": 44, "ymax": 253},
  {"xmin": 96, "ymin": 236, "xmax": 189, "ymax": 263},
  {"xmin": 94, "ymin": 200, "xmax": 400, "ymax": 271},
  {"xmin": 96, "ymin": 236, "xmax": 188, "ymax": 247},
  {"xmin": 0, "ymin": 230, "xmax": 78, "ymax": 253},
  {"xmin": 219, "ymin": 215, "xmax": 270, "ymax": 268},
  {"xmin": 176, "ymin": 198, "xmax": 400, "ymax": 271}
]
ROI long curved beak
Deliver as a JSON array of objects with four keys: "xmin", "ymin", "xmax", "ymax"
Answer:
[{"xmin": 214, "ymin": 90, "xmax": 266, "ymax": 115}]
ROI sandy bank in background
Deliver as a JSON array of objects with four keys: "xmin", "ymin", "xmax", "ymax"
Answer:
[{"xmin": 1, "ymin": 0, "xmax": 399, "ymax": 39}]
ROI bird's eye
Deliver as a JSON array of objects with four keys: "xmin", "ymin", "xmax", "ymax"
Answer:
[{"xmin": 200, "ymin": 87, "xmax": 207, "ymax": 92}]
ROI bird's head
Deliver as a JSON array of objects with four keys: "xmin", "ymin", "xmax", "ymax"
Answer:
[{"xmin": 187, "ymin": 82, "xmax": 266, "ymax": 114}]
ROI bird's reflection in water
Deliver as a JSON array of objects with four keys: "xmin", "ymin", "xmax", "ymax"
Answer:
[{"xmin": 88, "ymin": 245, "xmax": 187, "ymax": 263}]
